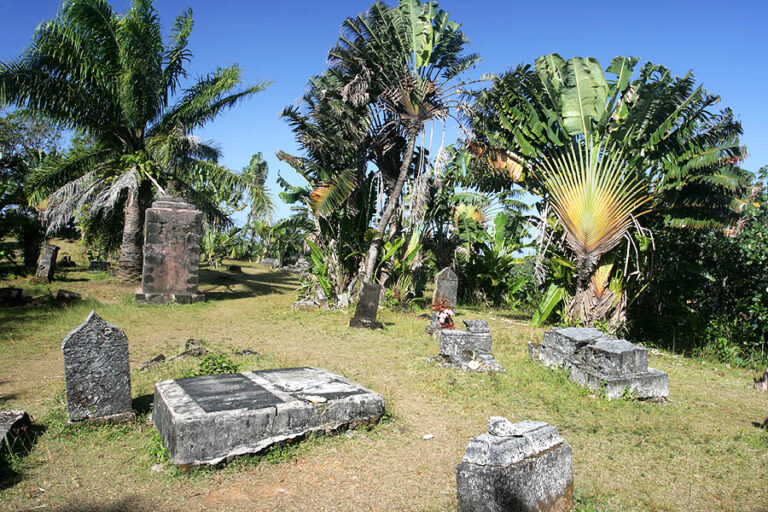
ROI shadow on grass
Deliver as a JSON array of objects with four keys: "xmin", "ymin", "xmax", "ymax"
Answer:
[
  {"xmin": 0, "ymin": 298, "xmax": 104, "ymax": 344},
  {"xmin": 132, "ymin": 394, "xmax": 153, "ymax": 417},
  {"xmin": 199, "ymin": 268, "xmax": 299, "ymax": 301},
  {"xmin": 54, "ymin": 496, "xmax": 149, "ymax": 512}
]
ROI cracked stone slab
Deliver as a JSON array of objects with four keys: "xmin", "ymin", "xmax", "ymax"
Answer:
[
  {"xmin": 62, "ymin": 311, "xmax": 134, "ymax": 423},
  {"xmin": 457, "ymin": 417, "xmax": 573, "ymax": 512},
  {"xmin": 153, "ymin": 367, "xmax": 385, "ymax": 466}
]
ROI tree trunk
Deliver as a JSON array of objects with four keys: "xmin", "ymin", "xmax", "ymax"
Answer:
[
  {"xmin": 116, "ymin": 193, "xmax": 143, "ymax": 284},
  {"xmin": 570, "ymin": 254, "xmax": 599, "ymax": 325},
  {"xmin": 363, "ymin": 130, "xmax": 418, "ymax": 281}
]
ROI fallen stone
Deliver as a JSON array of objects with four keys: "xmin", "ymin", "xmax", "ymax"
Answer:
[
  {"xmin": 234, "ymin": 349, "xmax": 259, "ymax": 356},
  {"xmin": 168, "ymin": 347, "xmax": 208, "ymax": 361},
  {"xmin": 457, "ymin": 417, "xmax": 573, "ymax": 512},
  {"xmin": 293, "ymin": 299, "xmax": 319, "ymax": 311},
  {"xmin": 62, "ymin": 311, "xmax": 134, "ymax": 423},
  {"xmin": 0, "ymin": 287, "xmax": 23, "ymax": 307},
  {"xmin": 56, "ymin": 289, "xmax": 81, "ymax": 303},
  {"xmin": 185, "ymin": 338, "xmax": 203, "ymax": 350},
  {"xmin": 141, "ymin": 354, "xmax": 166, "ymax": 371},
  {"xmin": 0, "ymin": 410, "xmax": 32, "ymax": 457},
  {"xmin": 530, "ymin": 327, "xmax": 668, "ymax": 400},
  {"xmin": 153, "ymin": 367, "xmax": 385, "ymax": 466}
]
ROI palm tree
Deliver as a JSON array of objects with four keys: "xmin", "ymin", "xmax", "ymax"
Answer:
[
  {"xmin": 326, "ymin": 0, "xmax": 479, "ymax": 281},
  {"xmin": 469, "ymin": 54, "xmax": 745, "ymax": 325},
  {"xmin": 0, "ymin": 0, "xmax": 268, "ymax": 283}
]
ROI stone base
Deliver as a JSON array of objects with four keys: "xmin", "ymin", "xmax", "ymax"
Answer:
[
  {"xmin": 430, "ymin": 354, "xmax": 505, "ymax": 373},
  {"xmin": 457, "ymin": 443, "xmax": 574, "ymax": 512},
  {"xmin": 153, "ymin": 367, "xmax": 385, "ymax": 466},
  {"xmin": 135, "ymin": 292, "xmax": 206, "ymax": 305},
  {"xmin": 349, "ymin": 317, "xmax": 383, "ymax": 330},
  {"xmin": 529, "ymin": 342, "xmax": 669, "ymax": 400},
  {"xmin": 70, "ymin": 411, "xmax": 136, "ymax": 425}
]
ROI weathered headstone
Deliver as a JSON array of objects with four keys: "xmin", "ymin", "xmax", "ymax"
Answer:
[
  {"xmin": 529, "ymin": 327, "xmax": 669, "ymax": 400},
  {"xmin": 432, "ymin": 267, "xmax": 458, "ymax": 307},
  {"xmin": 434, "ymin": 320, "xmax": 504, "ymax": 372},
  {"xmin": 0, "ymin": 410, "xmax": 32, "ymax": 458},
  {"xmin": 153, "ymin": 367, "xmax": 385, "ymax": 466},
  {"xmin": 349, "ymin": 282, "xmax": 383, "ymax": 329},
  {"xmin": 62, "ymin": 311, "xmax": 134, "ymax": 423},
  {"xmin": 35, "ymin": 243, "xmax": 60, "ymax": 281},
  {"xmin": 135, "ymin": 197, "xmax": 205, "ymax": 304},
  {"xmin": 456, "ymin": 417, "xmax": 574, "ymax": 512}
]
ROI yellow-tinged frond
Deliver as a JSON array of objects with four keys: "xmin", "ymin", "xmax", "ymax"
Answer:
[{"xmin": 539, "ymin": 141, "xmax": 650, "ymax": 259}]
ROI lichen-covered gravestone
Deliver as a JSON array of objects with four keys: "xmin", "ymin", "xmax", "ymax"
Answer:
[
  {"xmin": 62, "ymin": 311, "xmax": 134, "ymax": 423},
  {"xmin": 349, "ymin": 282, "xmax": 383, "ymax": 329},
  {"xmin": 135, "ymin": 197, "xmax": 205, "ymax": 304},
  {"xmin": 35, "ymin": 243, "xmax": 60, "ymax": 281},
  {"xmin": 153, "ymin": 367, "xmax": 385, "ymax": 466},
  {"xmin": 457, "ymin": 417, "xmax": 574, "ymax": 512},
  {"xmin": 432, "ymin": 267, "xmax": 458, "ymax": 307}
]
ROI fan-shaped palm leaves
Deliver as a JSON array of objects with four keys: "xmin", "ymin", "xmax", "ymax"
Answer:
[{"xmin": 0, "ymin": 0, "xmax": 268, "ymax": 282}]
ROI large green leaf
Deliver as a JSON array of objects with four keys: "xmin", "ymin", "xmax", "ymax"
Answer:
[
  {"xmin": 560, "ymin": 57, "xmax": 607, "ymax": 137},
  {"xmin": 531, "ymin": 283, "xmax": 565, "ymax": 327}
]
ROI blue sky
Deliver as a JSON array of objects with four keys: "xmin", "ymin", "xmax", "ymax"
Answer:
[{"xmin": 2, "ymin": 0, "xmax": 766, "ymax": 222}]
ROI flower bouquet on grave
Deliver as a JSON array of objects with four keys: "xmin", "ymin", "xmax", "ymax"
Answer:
[{"xmin": 432, "ymin": 298, "xmax": 455, "ymax": 330}]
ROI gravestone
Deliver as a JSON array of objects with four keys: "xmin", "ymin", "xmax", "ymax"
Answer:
[
  {"xmin": 153, "ymin": 367, "xmax": 385, "ymax": 466},
  {"xmin": 35, "ymin": 243, "xmax": 60, "ymax": 281},
  {"xmin": 62, "ymin": 311, "xmax": 134, "ymax": 423},
  {"xmin": 135, "ymin": 197, "xmax": 205, "ymax": 304},
  {"xmin": 529, "ymin": 327, "xmax": 668, "ymax": 400},
  {"xmin": 0, "ymin": 410, "xmax": 32, "ymax": 458},
  {"xmin": 432, "ymin": 267, "xmax": 458, "ymax": 307},
  {"xmin": 456, "ymin": 417, "xmax": 573, "ymax": 512},
  {"xmin": 434, "ymin": 320, "xmax": 504, "ymax": 372},
  {"xmin": 349, "ymin": 282, "xmax": 383, "ymax": 329}
]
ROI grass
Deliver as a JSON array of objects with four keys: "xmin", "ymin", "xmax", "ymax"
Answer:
[{"xmin": 1, "ymin": 250, "xmax": 767, "ymax": 511}]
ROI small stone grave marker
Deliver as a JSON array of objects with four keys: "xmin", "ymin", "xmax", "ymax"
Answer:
[
  {"xmin": 35, "ymin": 243, "xmax": 59, "ymax": 281},
  {"xmin": 349, "ymin": 282, "xmax": 383, "ymax": 329},
  {"xmin": 135, "ymin": 197, "xmax": 205, "ymax": 304},
  {"xmin": 0, "ymin": 410, "xmax": 32, "ymax": 458},
  {"xmin": 457, "ymin": 417, "xmax": 573, "ymax": 512},
  {"xmin": 432, "ymin": 267, "xmax": 458, "ymax": 308},
  {"xmin": 153, "ymin": 367, "xmax": 385, "ymax": 466},
  {"xmin": 434, "ymin": 320, "xmax": 504, "ymax": 372},
  {"xmin": 62, "ymin": 311, "xmax": 134, "ymax": 423}
]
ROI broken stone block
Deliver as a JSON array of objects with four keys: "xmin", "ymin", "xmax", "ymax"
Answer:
[
  {"xmin": 456, "ymin": 417, "xmax": 573, "ymax": 512},
  {"xmin": 432, "ymin": 267, "xmax": 458, "ymax": 307},
  {"xmin": 0, "ymin": 287, "xmax": 23, "ymax": 307},
  {"xmin": 56, "ymin": 289, "xmax": 81, "ymax": 303},
  {"xmin": 530, "ymin": 327, "xmax": 669, "ymax": 400},
  {"xmin": 152, "ymin": 367, "xmax": 385, "ymax": 466},
  {"xmin": 135, "ymin": 197, "xmax": 205, "ymax": 305},
  {"xmin": 35, "ymin": 243, "xmax": 59, "ymax": 281},
  {"xmin": 62, "ymin": 311, "xmax": 134, "ymax": 423},
  {"xmin": 0, "ymin": 410, "xmax": 32, "ymax": 458},
  {"xmin": 349, "ymin": 282, "xmax": 383, "ymax": 329},
  {"xmin": 140, "ymin": 354, "xmax": 166, "ymax": 371}
]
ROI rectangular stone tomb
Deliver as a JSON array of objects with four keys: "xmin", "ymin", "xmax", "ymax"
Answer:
[
  {"xmin": 435, "ymin": 320, "xmax": 503, "ymax": 372},
  {"xmin": 457, "ymin": 417, "xmax": 573, "ymax": 512},
  {"xmin": 529, "ymin": 327, "xmax": 668, "ymax": 400},
  {"xmin": 153, "ymin": 367, "xmax": 385, "ymax": 466}
]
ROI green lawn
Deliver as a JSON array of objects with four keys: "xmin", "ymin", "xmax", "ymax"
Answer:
[{"xmin": 1, "ymin": 256, "xmax": 766, "ymax": 511}]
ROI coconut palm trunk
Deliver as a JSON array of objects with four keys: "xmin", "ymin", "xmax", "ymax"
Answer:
[
  {"xmin": 116, "ymin": 193, "xmax": 143, "ymax": 284},
  {"xmin": 363, "ymin": 129, "xmax": 418, "ymax": 281}
]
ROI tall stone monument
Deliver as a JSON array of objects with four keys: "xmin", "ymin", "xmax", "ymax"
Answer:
[
  {"xmin": 135, "ymin": 197, "xmax": 205, "ymax": 304},
  {"xmin": 349, "ymin": 282, "xmax": 383, "ymax": 329},
  {"xmin": 35, "ymin": 243, "xmax": 60, "ymax": 281},
  {"xmin": 457, "ymin": 417, "xmax": 574, "ymax": 512},
  {"xmin": 62, "ymin": 311, "xmax": 134, "ymax": 423},
  {"xmin": 432, "ymin": 267, "xmax": 458, "ymax": 307}
]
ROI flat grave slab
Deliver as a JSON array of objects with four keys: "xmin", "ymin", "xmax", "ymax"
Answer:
[{"xmin": 153, "ymin": 367, "xmax": 385, "ymax": 466}]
